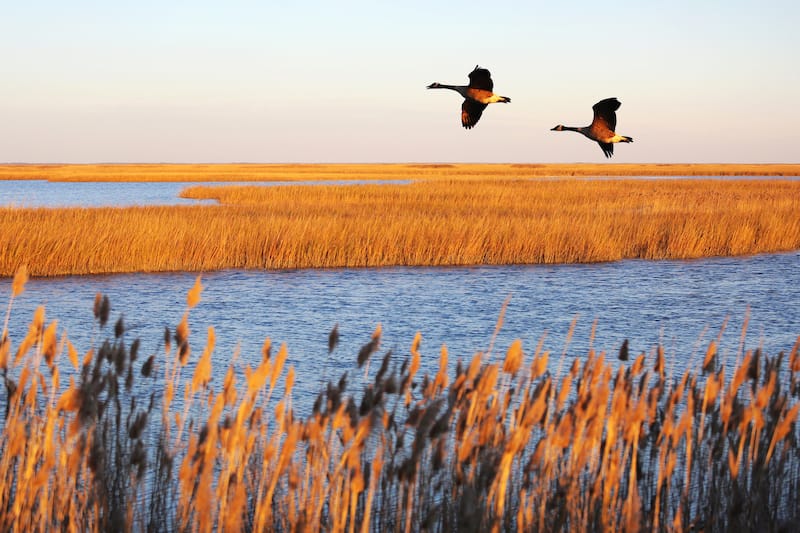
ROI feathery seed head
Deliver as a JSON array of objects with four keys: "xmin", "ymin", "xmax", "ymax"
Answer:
[{"xmin": 11, "ymin": 265, "xmax": 28, "ymax": 297}]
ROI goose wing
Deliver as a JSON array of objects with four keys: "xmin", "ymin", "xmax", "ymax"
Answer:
[
  {"xmin": 592, "ymin": 98, "xmax": 621, "ymax": 132},
  {"xmin": 467, "ymin": 65, "xmax": 494, "ymax": 92},
  {"xmin": 461, "ymin": 99, "xmax": 487, "ymax": 129},
  {"xmin": 598, "ymin": 142, "xmax": 614, "ymax": 158}
]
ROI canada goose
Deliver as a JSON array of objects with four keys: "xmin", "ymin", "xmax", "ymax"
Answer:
[
  {"xmin": 551, "ymin": 98, "xmax": 633, "ymax": 158},
  {"xmin": 427, "ymin": 65, "xmax": 511, "ymax": 129}
]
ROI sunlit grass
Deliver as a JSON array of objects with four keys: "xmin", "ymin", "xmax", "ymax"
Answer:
[
  {"xmin": 2, "ymin": 178, "xmax": 800, "ymax": 276},
  {"xmin": 1, "ymin": 163, "xmax": 800, "ymax": 182},
  {"xmin": 1, "ymin": 272, "xmax": 799, "ymax": 531}
]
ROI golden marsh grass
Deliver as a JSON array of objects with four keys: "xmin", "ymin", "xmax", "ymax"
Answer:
[
  {"xmin": 1, "ymin": 163, "xmax": 800, "ymax": 182},
  {"xmin": 1, "ymin": 273, "xmax": 799, "ymax": 531},
  {"xmin": 2, "ymin": 178, "xmax": 800, "ymax": 276}
]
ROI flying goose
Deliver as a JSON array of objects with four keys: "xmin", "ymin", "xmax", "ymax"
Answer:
[
  {"xmin": 427, "ymin": 65, "xmax": 511, "ymax": 129},
  {"xmin": 551, "ymin": 98, "xmax": 633, "ymax": 158}
]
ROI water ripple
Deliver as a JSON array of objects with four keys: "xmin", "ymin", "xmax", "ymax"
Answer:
[{"xmin": 2, "ymin": 252, "xmax": 798, "ymax": 409}]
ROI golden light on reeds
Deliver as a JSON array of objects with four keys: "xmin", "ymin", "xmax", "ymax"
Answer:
[
  {"xmin": 10, "ymin": 266, "xmax": 27, "ymax": 298},
  {"xmin": 1, "ymin": 280, "xmax": 800, "ymax": 531},
  {"xmin": 3, "ymin": 169, "xmax": 800, "ymax": 277},
  {"xmin": 187, "ymin": 275, "xmax": 203, "ymax": 309}
]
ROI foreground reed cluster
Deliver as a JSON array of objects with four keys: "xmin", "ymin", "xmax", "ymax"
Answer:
[
  {"xmin": 2, "ymin": 271, "xmax": 799, "ymax": 532},
  {"xmin": 3, "ymin": 177, "xmax": 800, "ymax": 276}
]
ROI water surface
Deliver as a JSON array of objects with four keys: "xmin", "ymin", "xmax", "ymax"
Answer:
[
  {"xmin": 0, "ymin": 179, "xmax": 409, "ymax": 207},
  {"xmin": 2, "ymin": 252, "xmax": 798, "ymax": 409}
]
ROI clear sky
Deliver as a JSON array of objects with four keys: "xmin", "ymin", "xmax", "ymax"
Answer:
[{"xmin": 2, "ymin": 1, "xmax": 798, "ymax": 164}]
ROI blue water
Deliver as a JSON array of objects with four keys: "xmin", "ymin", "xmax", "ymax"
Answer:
[
  {"xmin": 2, "ymin": 252, "xmax": 798, "ymax": 410},
  {"xmin": 0, "ymin": 179, "xmax": 409, "ymax": 207}
]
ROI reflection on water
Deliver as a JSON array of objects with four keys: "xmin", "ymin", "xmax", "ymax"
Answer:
[
  {"xmin": 0, "ymin": 179, "xmax": 410, "ymax": 207},
  {"xmin": 2, "ymin": 252, "xmax": 798, "ymax": 409}
]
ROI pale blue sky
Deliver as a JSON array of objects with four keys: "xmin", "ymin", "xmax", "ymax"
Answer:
[{"xmin": 2, "ymin": 1, "xmax": 798, "ymax": 163}]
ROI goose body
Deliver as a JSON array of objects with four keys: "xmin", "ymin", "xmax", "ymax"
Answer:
[
  {"xmin": 427, "ymin": 65, "xmax": 511, "ymax": 129},
  {"xmin": 551, "ymin": 98, "xmax": 633, "ymax": 158}
]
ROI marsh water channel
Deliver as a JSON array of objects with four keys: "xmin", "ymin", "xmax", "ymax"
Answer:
[
  {"xmin": 0, "ymin": 178, "xmax": 410, "ymax": 207},
  {"xmin": 1, "ymin": 178, "xmax": 799, "ymax": 412},
  {"xmin": 2, "ymin": 252, "xmax": 799, "ymax": 413}
]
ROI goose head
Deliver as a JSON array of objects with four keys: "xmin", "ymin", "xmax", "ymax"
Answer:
[
  {"xmin": 551, "ymin": 125, "xmax": 565, "ymax": 131},
  {"xmin": 426, "ymin": 82, "xmax": 442, "ymax": 89}
]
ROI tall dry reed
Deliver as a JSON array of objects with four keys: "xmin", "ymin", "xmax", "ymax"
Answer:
[{"xmin": 1, "ymin": 271, "xmax": 799, "ymax": 531}]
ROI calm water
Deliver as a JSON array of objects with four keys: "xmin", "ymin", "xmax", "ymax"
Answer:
[
  {"xmin": 2, "ymin": 252, "xmax": 798, "ymax": 409},
  {"xmin": 0, "ymin": 179, "xmax": 409, "ymax": 207}
]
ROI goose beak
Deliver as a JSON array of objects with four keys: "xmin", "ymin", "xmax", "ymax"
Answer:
[{"xmin": 426, "ymin": 82, "xmax": 439, "ymax": 89}]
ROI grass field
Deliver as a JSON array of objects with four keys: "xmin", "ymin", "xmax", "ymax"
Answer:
[
  {"xmin": 2, "ymin": 175, "xmax": 800, "ymax": 276},
  {"xmin": 2, "ymin": 163, "xmax": 800, "ymax": 182},
  {"xmin": 1, "ymin": 273, "xmax": 799, "ymax": 531}
]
